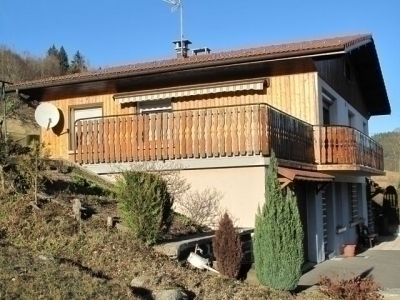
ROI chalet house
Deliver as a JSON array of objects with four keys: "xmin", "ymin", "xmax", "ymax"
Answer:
[{"xmin": 7, "ymin": 34, "xmax": 390, "ymax": 264}]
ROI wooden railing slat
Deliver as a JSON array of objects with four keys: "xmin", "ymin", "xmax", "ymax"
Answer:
[
  {"xmin": 156, "ymin": 114, "xmax": 162, "ymax": 160},
  {"xmin": 150, "ymin": 114, "xmax": 156, "ymax": 160},
  {"xmin": 98, "ymin": 119, "xmax": 104, "ymax": 163},
  {"xmin": 193, "ymin": 110, "xmax": 199, "ymax": 158},
  {"xmin": 167, "ymin": 113, "xmax": 174, "ymax": 159},
  {"xmin": 143, "ymin": 114, "xmax": 150, "ymax": 161},
  {"xmin": 174, "ymin": 113, "xmax": 181, "ymax": 159},
  {"xmin": 199, "ymin": 110, "xmax": 206, "ymax": 158},
  {"xmin": 239, "ymin": 106, "xmax": 246, "ymax": 155},
  {"xmin": 126, "ymin": 116, "xmax": 132, "ymax": 162},
  {"xmin": 115, "ymin": 118, "xmax": 121, "ymax": 163},
  {"xmin": 232, "ymin": 107, "xmax": 239, "ymax": 156}
]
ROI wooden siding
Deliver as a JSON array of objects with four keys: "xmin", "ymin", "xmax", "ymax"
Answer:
[
  {"xmin": 314, "ymin": 56, "xmax": 369, "ymax": 118},
  {"xmin": 41, "ymin": 72, "xmax": 319, "ymax": 160},
  {"xmin": 173, "ymin": 72, "xmax": 318, "ymax": 124}
]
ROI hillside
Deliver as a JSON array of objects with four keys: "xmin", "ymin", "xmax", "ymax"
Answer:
[
  {"xmin": 1, "ymin": 45, "xmax": 90, "ymax": 144},
  {"xmin": 0, "ymin": 141, "xmax": 335, "ymax": 299},
  {"xmin": 372, "ymin": 131, "xmax": 400, "ymax": 173}
]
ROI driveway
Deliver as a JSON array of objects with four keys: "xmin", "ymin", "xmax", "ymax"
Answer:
[{"xmin": 298, "ymin": 236, "xmax": 400, "ymax": 297}]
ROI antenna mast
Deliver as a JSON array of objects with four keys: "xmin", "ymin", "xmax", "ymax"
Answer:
[{"xmin": 164, "ymin": 0, "xmax": 184, "ymax": 56}]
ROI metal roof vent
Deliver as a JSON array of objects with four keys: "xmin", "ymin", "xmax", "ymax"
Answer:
[{"xmin": 192, "ymin": 47, "xmax": 211, "ymax": 56}]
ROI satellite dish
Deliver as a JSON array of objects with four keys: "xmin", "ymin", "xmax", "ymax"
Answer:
[{"xmin": 35, "ymin": 102, "xmax": 60, "ymax": 130}]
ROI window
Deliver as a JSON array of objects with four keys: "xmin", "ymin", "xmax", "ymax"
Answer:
[
  {"xmin": 348, "ymin": 183, "xmax": 359, "ymax": 222},
  {"xmin": 322, "ymin": 91, "xmax": 335, "ymax": 125},
  {"xmin": 137, "ymin": 99, "xmax": 172, "ymax": 114},
  {"xmin": 323, "ymin": 105, "xmax": 330, "ymax": 125},
  {"xmin": 348, "ymin": 111, "xmax": 354, "ymax": 127},
  {"xmin": 69, "ymin": 105, "xmax": 103, "ymax": 150}
]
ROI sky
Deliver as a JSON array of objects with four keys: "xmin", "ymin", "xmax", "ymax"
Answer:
[{"xmin": 0, "ymin": 0, "xmax": 399, "ymax": 135}]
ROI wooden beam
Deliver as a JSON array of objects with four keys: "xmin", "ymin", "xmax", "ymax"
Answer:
[{"xmin": 280, "ymin": 178, "xmax": 291, "ymax": 190}]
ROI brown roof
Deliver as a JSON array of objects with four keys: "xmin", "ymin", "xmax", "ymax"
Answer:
[{"xmin": 9, "ymin": 34, "xmax": 372, "ymax": 90}]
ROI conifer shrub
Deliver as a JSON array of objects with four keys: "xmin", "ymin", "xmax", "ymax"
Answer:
[
  {"xmin": 116, "ymin": 170, "xmax": 173, "ymax": 245},
  {"xmin": 253, "ymin": 151, "xmax": 304, "ymax": 291},
  {"xmin": 212, "ymin": 212, "xmax": 242, "ymax": 278}
]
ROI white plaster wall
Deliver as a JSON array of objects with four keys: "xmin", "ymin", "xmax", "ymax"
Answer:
[
  {"xmin": 178, "ymin": 166, "xmax": 266, "ymax": 227},
  {"xmin": 317, "ymin": 77, "xmax": 369, "ymax": 134}
]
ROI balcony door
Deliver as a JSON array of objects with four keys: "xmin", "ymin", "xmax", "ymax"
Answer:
[
  {"xmin": 322, "ymin": 91, "xmax": 335, "ymax": 125},
  {"xmin": 323, "ymin": 105, "xmax": 330, "ymax": 125}
]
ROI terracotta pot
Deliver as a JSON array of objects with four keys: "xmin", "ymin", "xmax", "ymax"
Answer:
[{"xmin": 343, "ymin": 244, "xmax": 356, "ymax": 257}]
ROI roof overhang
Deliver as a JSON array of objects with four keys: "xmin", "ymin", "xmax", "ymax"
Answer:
[
  {"xmin": 113, "ymin": 78, "xmax": 268, "ymax": 103},
  {"xmin": 278, "ymin": 167, "xmax": 335, "ymax": 182},
  {"xmin": 347, "ymin": 40, "xmax": 390, "ymax": 116},
  {"xmin": 4, "ymin": 34, "xmax": 390, "ymax": 116}
]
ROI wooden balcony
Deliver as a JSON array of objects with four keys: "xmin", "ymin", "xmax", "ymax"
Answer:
[
  {"xmin": 74, "ymin": 103, "xmax": 315, "ymax": 165},
  {"xmin": 314, "ymin": 125, "xmax": 384, "ymax": 172}
]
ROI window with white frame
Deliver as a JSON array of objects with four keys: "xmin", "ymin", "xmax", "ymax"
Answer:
[
  {"xmin": 137, "ymin": 99, "xmax": 172, "ymax": 114},
  {"xmin": 69, "ymin": 106, "xmax": 103, "ymax": 150}
]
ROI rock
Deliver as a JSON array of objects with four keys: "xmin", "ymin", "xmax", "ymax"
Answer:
[
  {"xmin": 72, "ymin": 198, "xmax": 82, "ymax": 221},
  {"xmin": 154, "ymin": 289, "xmax": 189, "ymax": 300},
  {"xmin": 107, "ymin": 216, "xmax": 114, "ymax": 228},
  {"xmin": 130, "ymin": 275, "xmax": 153, "ymax": 288}
]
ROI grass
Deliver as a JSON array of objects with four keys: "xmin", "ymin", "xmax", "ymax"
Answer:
[{"xmin": 0, "ymin": 166, "xmax": 329, "ymax": 299}]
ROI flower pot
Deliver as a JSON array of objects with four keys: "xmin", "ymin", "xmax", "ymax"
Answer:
[{"xmin": 343, "ymin": 244, "xmax": 356, "ymax": 257}]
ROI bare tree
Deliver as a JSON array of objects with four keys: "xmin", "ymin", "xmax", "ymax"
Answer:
[{"xmin": 175, "ymin": 187, "xmax": 225, "ymax": 228}]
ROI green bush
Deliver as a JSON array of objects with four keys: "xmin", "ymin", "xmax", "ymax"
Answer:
[
  {"xmin": 254, "ymin": 151, "xmax": 304, "ymax": 291},
  {"xmin": 116, "ymin": 170, "xmax": 173, "ymax": 245},
  {"xmin": 212, "ymin": 212, "xmax": 242, "ymax": 278}
]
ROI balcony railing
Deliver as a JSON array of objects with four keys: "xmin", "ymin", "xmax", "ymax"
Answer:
[
  {"xmin": 314, "ymin": 125, "xmax": 384, "ymax": 170},
  {"xmin": 74, "ymin": 103, "xmax": 315, "ymax": 165}
]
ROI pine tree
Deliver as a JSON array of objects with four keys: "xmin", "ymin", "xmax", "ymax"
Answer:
[
  {"xmin": 58, "ymin": 46, "xmax": 69, "ymax": 73},
  {"xmin": 253, "ymin": 151, "xmax": 304, "ymax": 291},
  {"xmin": 46, "ymin": 44, "xmax": 59, "ymax": 58},
  {"xmin": 70, "ymin": 51, "xmax": 87, "ymax": 74},
  {"xmin": 212, "ymin": 212, "xmax": 242, "ymax": 278}
]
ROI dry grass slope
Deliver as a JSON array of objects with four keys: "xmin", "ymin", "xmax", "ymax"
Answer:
[{"xmin": 0, "ymin": 167, "xmax": 307, "ymax": 300}]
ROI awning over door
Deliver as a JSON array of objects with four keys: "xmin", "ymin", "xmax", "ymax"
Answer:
[
  {"xmin": 278, "ymin": 167, "xmax": 334, "ymax": 182},
  {"xmin": 113, "ymin": 78, "xmax": 268, "ymax": 104}
]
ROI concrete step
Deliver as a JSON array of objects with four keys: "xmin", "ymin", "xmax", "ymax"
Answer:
[{"xmin": 153, "ymin": 227, "xmax": 254, "ymax": 261}]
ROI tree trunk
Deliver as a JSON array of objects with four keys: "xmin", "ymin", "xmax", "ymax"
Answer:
[
  {"xmin": 34, "ymin": 156, "xmax": 38, "ymax": 205},
  {"xmin": 0, "ymin": 164, "xmax": 4, "ymax": 192}
]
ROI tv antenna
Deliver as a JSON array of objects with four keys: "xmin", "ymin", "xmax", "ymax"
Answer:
[{"xmin": 163, "ymin": 0, "xmax": 184, "ymax": 55}]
